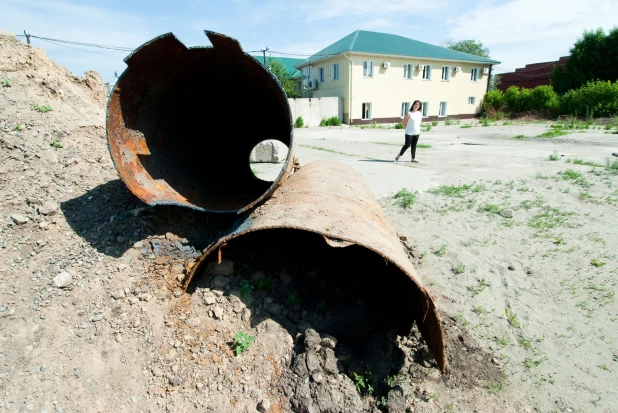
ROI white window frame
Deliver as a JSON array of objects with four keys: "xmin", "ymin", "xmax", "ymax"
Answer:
[
  {"xmin": 438, "ymin": 101, "xmax": 448, "ymax": 117},
  {"xmin": 468, "ymin": 96, "xmax": 476, "ymax": 105},
  {"xmin": 362, "ymin": 102, "xmax": 372, "ymax": 120},
  {"xmin": 332, "ymin": 63, "xmax": 339, "ymax": 80},
  {"xmin": 403, "ymin": 64, "xmax": 413, "ymax": 79},
  {"xmin": 401, "ymin": 102, "xmax": 411, "ymax": 118},
  {"xmin": 441, "ymin": 66, "xmax": 451, "ymax": 81},
  {"xmin": 317, "ymin": 67, "xmax": 325, "ymax": 83},
  {"xmin": 363, "ymin": 61, "xmax": 374, "ymax": 78},
  {"xmin": 422, "ymin": 102, "xmax": 429, "ymax": 118},
  {"xmin": 422, "ymin": 65, "xmax": 431, "ymax": 80},
  {"xmin": 471, "ymin": 68, "xmax": 479, "ymax": 82}
]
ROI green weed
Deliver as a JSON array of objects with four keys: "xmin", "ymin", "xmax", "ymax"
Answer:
[
  {"xmin": 393, "ymin": 188, "xmax": 418, "ymax": 209},
  {"xmin": 31, "ymin": 104, "xmax": 52, "ymax": 113},
  {"xmin": 473, "ymin": 306, "xmax": 486, "ymax": 315},
  {"xmin": 513, "ymin": 134, "xmax": 528, "ymax": 139},
  {"xmin": 468, "ymin": 279, "xmax": 489, "ymax": 296},
  {"xmin": 524, "ymin": 356, "xmax": 547, "ymax": 371},
  {"xmin": 417, "ymin": 143, "xmax": 431, "ymax": 148},
  {"xmin": 493, "ymin": 334, "xmax": 509, "ymax": 346},
  {"xmin": 431, "ymin": 120, "xmax": 438, "ymax": 126},
  {"xmin": 505, "ymin": 308, "xmax": 520, "ymax": 327},
  {"xmin": 239, "ymin": 281, "xmax": 253, "ymax": 296},
  {"xmin": 528, "ymin": 206, "xmax": 576, "ymax": 231},
  {"xmin": 479, "ymin": 203, "xmax": 500, "ymax": 214},
  {"xmin": 316, "ymin": 299, "xmax": 327, "ymax": 311},
  {"xmin": 453, "ymin": 264, "xmax": 466, "ymax": 275},
  {"xmin": 549, "ymin": 150, "xmax": 560, "ymax": 161},
  {"xmin": 233, "ymin": 331, "xmax": 255, "ymax": 356},
  {"xmin": 591, "ymin": 258, "xmax": 606, "ymax": 268},
  {"xmin": 487, "ymin": 378, "xmax": 505, "ymax": 394},
  {"xmin": 294, "ymin": 116, "xmax": 304, "ymax": 128},
  {"xmin": 50, "ymin": 140, "xmax": 63, "ymax": 148},
  {"xmin": 11, "ymin": 124, "xmax": 23, "ymax": 131},
  {"xmin": 537, "ymin": 129, "xmax": 567, "ymax": 138},
  {"xmin": 320, "ymin": 116, "xmax": 341, "ymax": 126},
  {"xmin": 353, "ymin": 371, "xmax": 374, "ymax": 395},
  {"xmin": 394, "ymin": 122, "xmax": 404, "ymax": 129},
  {"xmin": 428, "ymin": 182, "xmax": 485, "ymax": 198},
  {"xmin": 285, "ymin": 290, "xmax": 302, "ymax": 306},
  {"xmin": 2, "ymin": 79, "xmax": 10, "ymax": 87},
  {"xmin": 251, "ymin": 168, "xmax": 260, "ymax": 175},
  {"xmin": 253, "ymin": 275, "xmax": 275, "ymax": 291},
  {"xmin": 460, "ymin": 124, "xmax": 473, "ymax": 128},
  {"xmin": 434, "ymin": 244, "xmax": 447, "ymax": 257}
]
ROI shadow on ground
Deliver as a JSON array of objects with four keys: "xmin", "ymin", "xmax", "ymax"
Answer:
[{"xmin": 60, "ymin": 179, "xmax": 236, "ymax": 258}]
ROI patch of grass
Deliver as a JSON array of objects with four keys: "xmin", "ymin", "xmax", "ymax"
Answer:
[
  {"xmin": 598, "ymin": 364, "xmax": 611, "ymax": 372},
  {"xmin": 549, "ymin": 150, "xmax": 560, "ymax": 161},
  {"xmin": 537, "ymin": 129, "xmax": 568, "ymax": 138},
  {"xmin": 519, "ymin": 337, "xmax": 534, "ymax": 349},
  {"xmin": 493, "ymin": 334, "xmax": 509, "ymax": 346},
  {"xmin": 524, "ymin": 356, "xmax": 547, "ymax": 371},
  {"xmin": 253, "ymin": 275, "xmax": 274, "ymax": 291},
  {"xmin": 421, "ymin": 123, "xmax": 432, "ymax": 132},
  {"xmin": 427, "ymin": 182, "xmax": 485, "ymax": 198},
  {"xmin": 50, "ymin": 140, "xmax": 63, "ymax": 148},
  {"xmin": 460, "ymin": 124, "xmax": 473, "ymax": 128},
  {"xmin": 453, "ymin": 264, "xmax": 466, "ymax": 275},
  {"xmin": 233, "ymin": 331, "xmax": 255, "ymax": 356},
  {"xmin": 285, "ymin": 290, "xmax": 302, "ymax": 306},
  {"xmin": 251, "ymin": 168, "xmax": 260, "ymax": 175},
  {"xmin": 11, "ymin": 124, "xmax": 23, "ymax": 131},
  {"xmin": 487, "ymin": 378, "xmax": 505, "ymax": 394},
  {"xmin": 606, "ymin": 157, "xmax": 618, "ymax": 172},
  {"xmin": 394, "ymin": 122, "xmax": 403, "ymax": 129},
  {"xmin": 31, "ymin": 104, "xmax": 52, "ymax": 113},
  {"xmin": 239, "ymin": 281, "xmax": 253, "ymax": 296},
  {"xmin": 393, "ymin": 188, "xmax": 418, "ymax": 209},
  {"xmin": 578, "ymin": 191, "xmax": 595, "ymax": 202},
  {"xmin": 566, "ymin": 158, "xmax": 603, "ymax": 167},
  {"xmin": 353, "ymin": 371, "xmax": 374, "ymax": 396},
  {"xmin": 591, "ymin": 258, "xmax": 606, "ymax": 268},
  {"xmin": 434, "ymin": 244, "xmax": 447, "ymax": 257},
  {"xmin": 478, "ymin": 203, "xmax": 500, "ymax": 214},
  {"xmin": 417, "ymin": 143, "xmax": 431, "ymax": 148},
  {"xmin": 472, "ymin": 306, "xmax": 486, "ymax": 315},
  {"xmin": 444, "ymin": 117, "xmax": 454, "ymax": 126},
  {"xmin": 520, "ymin": 195, "xmax": 546, "ymax": 210},
  {"xmin": 431, "ymin": 120, "xmax": 438, "ymax": 126},
  {"xmin": 2, "ymin": 79, "xmax": 10, "ymax": 87},
  {"xmin": 513, "ymin": 134, "xmax": 528, "ymax": 139},
  {"xmin": 558, "ymin": 169, "xmax": 583, "ymax": 180},
  {"xmin": 527, "ymin": 206, "xmax": 576, "ymax": 232},
  {"xmin": 468, "ymin": 279, "xmax": 489, "ymax": 296},
  {"xmin": 294, "ymin": 116, "xmax": 304, "ymax": 128}
]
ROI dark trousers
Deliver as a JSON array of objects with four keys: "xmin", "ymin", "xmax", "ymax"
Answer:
[{"xmin": 398, "ymin": 134, "xmax": 420, "ymax": 159}]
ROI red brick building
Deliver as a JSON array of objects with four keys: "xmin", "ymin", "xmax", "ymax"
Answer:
[{"xmin": 497, "ymin": 57, "xmax": 567, "ymax": 91}]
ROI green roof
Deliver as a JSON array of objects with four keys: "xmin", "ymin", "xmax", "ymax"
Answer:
[
  {"xmin": 251, "ymin": 55, "xmax": 304, "ymax": 78},
  {"xmin": 296, "ymin": 30, "xmax": 500, "ymax": 66}
]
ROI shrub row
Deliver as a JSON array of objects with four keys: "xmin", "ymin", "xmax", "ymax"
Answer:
[{"xmin": 481, "ymin": 80, "xmax": 618, "ymax": 118}]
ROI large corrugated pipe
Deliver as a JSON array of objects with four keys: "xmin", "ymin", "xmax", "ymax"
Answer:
[
  {"xmin": 106, "ymin": 31, "xmax": 294, "ymax": 213},
  {"xmin": 184, "ymin": 161, "xmax": 446, "ymax": 373}
]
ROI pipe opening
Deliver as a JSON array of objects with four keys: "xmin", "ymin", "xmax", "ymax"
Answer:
[
  {"xmin": 188, "ymin": 228, "xmax": 423, "ymax": 341},
  {"xmin": 107, "ymin": 34, "xmax": 293, "ymax": 212},
  {"xmin": 249, "ymin": 139, "xmax": 289, "ymax": 182}
]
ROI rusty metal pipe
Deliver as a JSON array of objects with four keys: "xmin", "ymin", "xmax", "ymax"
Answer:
[
  {"xmin": 184, "ymin": 161, "xmax": 446, "ymax": 373},
  {"xmin": 107, "ymin": 31, "xmax": 294, "ymax": 213}
]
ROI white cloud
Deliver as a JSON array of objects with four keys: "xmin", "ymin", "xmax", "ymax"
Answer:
[{"xmin": 298, "ymin": 0, "xmax": 445, "ymax": 21}]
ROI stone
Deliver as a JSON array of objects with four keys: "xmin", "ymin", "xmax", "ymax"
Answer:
[
  {"xmin": 508, "ymin": 265, "xmax": 515, "ymax": 271},
  {"xmin": 499, "ymin": 209, "xmax": 514, "ymax": 218},
  {"xmin": 38, "ymin": 201, "xmax": 58, "ymax": 215},
  {"xmin": 387, "ymin": 385, "xmax": 406, "ymax": 413},
  {"xmin": 304, "ymin": 329, "xmax": 321, "ymax": 350},
  {"xmin": 213, "ymin": 275, "xmax": 230, "ymax": 288},
  {"xmin": 11, "ymin": 214, "xmax": 29, "ymax": 225},
  {"xmin": 250, "ymin": 140, "xmax": 288, "ymax": 163},
  {"xmin": 206, "ymin": 259, "xmax": 234, "ymax": 276},
  {"xmin": 169, "ymin": 376, "xmax": 181, "ymax": 386},
  {"xmin": 152, "ymin": 367, "xmax": 163, "ymax": 377},
  {"xmin": 203, "ymin": 294, "xmax": 217, "ymax": 305},
  {"xmin": 266, "ymin": 303, "xmax": 282, "ymax": 316},
  {"xmin": 320, "ymin": 336, "xmax": 337, "ymax": 349},
  {"xmin": 306, "ymin": 351, "xmax": 322, "ymax": 373},
  {"xmin": 53, "ymin": 272, "xmax": 73, "ymax": 288},
  {"xmin": 111, "ymin": 290, "xmax": 125, "ymax": 300},
  {"xmin": 187, "ymin": 317, "xmax": 201, "ymax": 327},
  {"xmin": 257, "ymin": 398, "xmax": 271, "ymax": 413},
  {"xmin": 279, "ymin": 273, "xmax": 293, "ymax": 285},
  {"xmin": 321, "ymin": 348, "xmax": 338, "ymax": 375},
  {"xmin": 213, "ymin": 307, "xmax": 224, "ymax": 319},
  {"xmin": 251, "ymin": 389, "xmax": 262, "ymax": 399}
]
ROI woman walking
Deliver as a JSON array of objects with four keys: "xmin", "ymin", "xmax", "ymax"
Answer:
[{"xmin": 395, "ymin": 100, "xmax": 423, "ymax": 163}]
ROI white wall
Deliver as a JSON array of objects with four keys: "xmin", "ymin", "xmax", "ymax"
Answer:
[{"xmin": 288, "ymin": 97, "xmax": 343, "ymax": 127}]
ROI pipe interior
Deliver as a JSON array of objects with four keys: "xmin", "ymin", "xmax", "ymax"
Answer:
[{"xmin": 116, "ymin": 47, "xmax": 292, "ymax": 211}]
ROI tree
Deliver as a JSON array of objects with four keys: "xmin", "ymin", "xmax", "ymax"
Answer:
[
  {"xmin": 267, "ymin": 58, "xmax": 301, "ymax": 98},
  {"xmin": 442, "ymin": 39, "xmax": 490, "ymax": 58},
  {"xmin": 550, "ymin": 27, "xmax": 618, "ymax": 94}
]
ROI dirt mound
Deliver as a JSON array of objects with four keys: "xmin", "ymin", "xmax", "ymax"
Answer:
[{"xmin": 0, "ymin": 30, "xmax": 107, "ymax": 128}]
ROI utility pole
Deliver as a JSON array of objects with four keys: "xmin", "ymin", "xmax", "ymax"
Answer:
[
  {"xmin": 23, "ymin": 30, "xmax": 31, "ymax": 45},
  {"xmin": 261, "ymin": 47, "xmax": 269, "ymax": 66}
]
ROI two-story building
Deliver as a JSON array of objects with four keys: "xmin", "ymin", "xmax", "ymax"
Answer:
[{"xmin": 294, "ymin": 30, "xmax": 500, "ymax": 124}]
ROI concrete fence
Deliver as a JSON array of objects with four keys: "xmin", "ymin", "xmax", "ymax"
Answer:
[{"xmin": 288, "ymin": 97, "xmax": 343, "ymax": 127}]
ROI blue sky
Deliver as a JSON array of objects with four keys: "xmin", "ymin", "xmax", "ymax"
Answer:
[{"xmin": 2, "ymin": 0, "xmax": 617, "ymax": 84}]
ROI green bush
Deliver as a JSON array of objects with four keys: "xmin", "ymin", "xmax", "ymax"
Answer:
[
  {"xmin": 294, "ymin": 116, "xmax": 304, "ymax": 128},
  {"xmin": 529, "ymin": 86, "xmax": 560, "ymax": 115},
  {"xmin": 481, "ymin": 89, "xmax": 505, "ymax": 115},
  {"xmin": 320, "ymin": 116, "xmax": 341, "ymax": 126},
  {"xmin": 560, "ymin": 80, "xmax": 618, "ymax": 118},
  {"xmin": 394, "ymin": 122, "xmax": 403, "ymax": 129}
]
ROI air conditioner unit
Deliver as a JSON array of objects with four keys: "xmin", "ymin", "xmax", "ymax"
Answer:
[
  {"xmin": 417, "ymin": 65, "xmax": 425, "ymax": 70},
  {"xmin": 455, "ymin": 66, "xmax": 462, "ymax": 72},
  {"xmin": 309, "ymin": 79, "xmax": 317, "ymax": 89},
  {"xmin": 383, "ymin": 62, "xmax": 391, "ymax": 69},
  {"xmin": 483, "ymin": 68, "xmax": 490, "ymax": 74}
]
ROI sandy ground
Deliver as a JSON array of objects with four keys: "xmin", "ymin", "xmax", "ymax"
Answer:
[{"xmin": 255, "ymin": 123, "xmax": 618, "ymax": 412}]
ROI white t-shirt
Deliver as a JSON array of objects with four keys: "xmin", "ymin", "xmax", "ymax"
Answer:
[{"xmin": 404, "ymin": 111, "xmax": 422, "ymax": 135}]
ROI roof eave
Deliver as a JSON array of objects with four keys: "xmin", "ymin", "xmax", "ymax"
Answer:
[{"xmin": 347, "ymin": 51, "xmax": 500, "ymax": 65}]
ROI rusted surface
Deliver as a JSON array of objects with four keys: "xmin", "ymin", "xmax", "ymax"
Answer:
[
  {"xmin": 184, "ymin": 161, "xmax": 446, "ymax": 373},
  {"xmin": 107, "ymin": 31, "xmax": 294, "ymax": 213}
]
